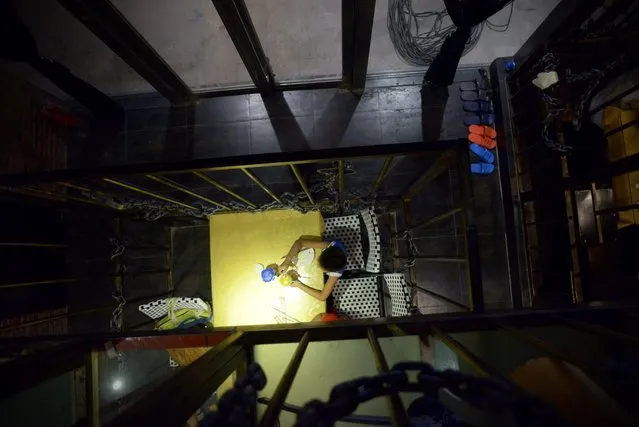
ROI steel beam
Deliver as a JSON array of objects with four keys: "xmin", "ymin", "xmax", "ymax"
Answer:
[
  {"xmin": 193, "ymin": 171, "xmax": 256, "ymax": 208},
  {"xmin": 145, "ymin": 175, "xmax": 228, "ymax": 210},
  {"xmin": 414, "ymin": 286, "xmax": 470, "ymax": 311},
  {"xmin": 260, "ymin": 331, "xmax": 311, "ymax": 426},
  {"xmin": 56, "ymin": 0, "xmax": 193, "ymax": 104},
  {"xmin": 431, "ymin": 326, "xmax": 508, "ymax": 381},
  {"xmin": 290, "ymin": 165, "xmax": 315, "ymax": 205},
  {"xmin": 342, "ymin": 0, "xmax": 377, "ymax": 90},
  {"xmin": 241, "ymin": 168, "xmax": 282, "ymax": 204},
  {"xmin": 400, "ymin": 150, "xmax": 456, "ymax": 199},
  {"xmin": 105, "ymin": 332, "xmax": 246, "ymax": 427},
  {"xmin": 367, "ymin": 327, "xmax": 409, "ymax": 426},
  {"xmin": 370, "ymin": 156, "xmax": 394, "ymax": 195},
  {"xmin": 0, "ymin": 139, "xmax": 462, "ymax": 186},
  {"xmin": 211, "ymin": 0, "xmax": 274, "ymax": 92},
  {"xmin": 2, "ymin": 304, "xmax": 636, "ymax": 348},
  {"xmin": 104, "ymin": 178, "xmax": 196, "ymax": 210}
]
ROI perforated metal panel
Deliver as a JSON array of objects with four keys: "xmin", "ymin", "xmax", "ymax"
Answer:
[
  {"xmin": 332, "ymin": 277, "xmax": 381, "ymax": 319},
  {"xmin": 324, "ymin": 214, "xmax": 364, "ymax": 271},
  {"xmin": 383, "ymin": 274, "xmax": 411, "ymax": 317},
  {"xmin": 139, "ymin": 297, "xmax": 209, "ymax": 320},
  {"xmin": 361, "ymin": 209, "xmax": 381, "ymax": 273}
]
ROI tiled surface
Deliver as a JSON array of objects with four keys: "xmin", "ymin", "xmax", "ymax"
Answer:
[
  {"xmin": 79, "ymin": 72, "xmax": 483, "ymax": 167},
  {"xmin": 9, "ymin": 0, "xmax": 558, "ymax": 95}
]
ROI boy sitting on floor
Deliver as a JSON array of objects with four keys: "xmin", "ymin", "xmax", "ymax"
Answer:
[{"xmin": 278, "ymin": 237, "xmax": 347, "ymax": 301}]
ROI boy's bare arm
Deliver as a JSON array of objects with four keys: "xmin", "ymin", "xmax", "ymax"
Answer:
[
  {"xmin": 279, "ymin": 237, "xmax": 328, "ymax": 273},
  {"xmin": 292, "ymin": 275, "xmax": 337, "ymax": 302}
]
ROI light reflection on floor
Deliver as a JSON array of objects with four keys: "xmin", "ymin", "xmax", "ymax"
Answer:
[{"xmin": 209, "ymin": 210, "xmax": 326, "ymax": 326}]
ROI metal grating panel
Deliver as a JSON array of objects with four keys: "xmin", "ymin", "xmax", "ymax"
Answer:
[
  {"xmin": 139, "ymin": 297, "xmax": 209, "ymax": 320},
  {"xmin": 332, "ymin": 277, "xmax": 380, "ymax": 319},
  {"xmin": 361, "ymin": 209, "xmax": 381, "ymax": 272},
  {"xmin": 324, "ymin": 214, "xmax": 364, "ymax": 271},
  {"xmin": 383, "ymin": 274, "xmax": 411, "ymax": 316}
]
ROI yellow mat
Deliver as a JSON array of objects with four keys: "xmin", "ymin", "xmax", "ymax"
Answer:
[{"xmin": 209, "ymin": 210, "xmax": 326, "ymax": 327}]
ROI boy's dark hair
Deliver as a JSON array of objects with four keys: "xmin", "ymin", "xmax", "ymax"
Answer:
[{"xmin": 318, "ymin": 246, "xmax": 347, "ymax": 272}]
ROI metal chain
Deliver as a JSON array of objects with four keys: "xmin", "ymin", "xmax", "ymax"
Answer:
[
  {"xmin": 75, "ymin": 162, "xmax": 394, "ymax": 221},
  {"xmin": 109, "ymin": 237, "xmax": 128, "ymax": 332},
  {"xmin": 295, "ymin": 362, "xmax": 567, "ymax": 427},
  {"xmin": 205, "ymin": 362, "xmax": 567, "ymax": 427},
  {"xmin": 532, "ymin": 50, "xmax": 624, "ymax": 152}
]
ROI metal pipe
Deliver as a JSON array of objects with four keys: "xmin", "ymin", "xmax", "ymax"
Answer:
[
  {"xmin": 604, "ymin": 118, "xmax": 639, "ymax": 138},
  {"xmin": 400, "ymin": 150, "xmax": 456, "ymax": 199},
  {"xmin": 260, "ymin": 331, "xmax": 311, "ymax": 426},
  {"xmin": 104, "ymin": 178, "xmax": 196, "ymax": 210},
  {"xmin": 289, "ymin": 165, "xmax": 315, "ymax": 205},
  {"xmin": 241, "ymin": 168, "xmax": 283, "ymax": 204},
  {"xmin": 367, "ymin": 328, "xmax": 410, "ymax": 427},
  {"xmin": 145, "ymin": 175, "xmax": 227, "ymax": 210},
  {"xmin": 414, "ymin": 286, "xmax": 470, "ymax": 311},
  {"xmin": 0, "ymin": 242, "xmax": 66, "ymax": 248},
  {"xmin": 370, "ymin": 156, "xmax": 394, "ymax": 195},
  {"xmin": 0, "ymin": 269, "xmax": 171, "ymax": 289},
  {"xmin": 192, "ymin": 171, "xmax": 256, "ymax": 208},
  {"xmin": 431, "ymin": 326, "xmax": 507, "ymax": 381},
  {"xmin": 392, "ymin": 208, "xmax": 461, "ymax": 237},
  {"xmin": 0, "ymin": 139, "xmax": 463, "ymax": 186},
  {"xmin": 338, "ymin": 160, "xmax": 345, "ymax": 213}
]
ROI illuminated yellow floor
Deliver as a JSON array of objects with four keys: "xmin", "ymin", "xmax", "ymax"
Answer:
[{"xmin": 209, "ymin": 210, "xmax": 326, "ymax": 326}]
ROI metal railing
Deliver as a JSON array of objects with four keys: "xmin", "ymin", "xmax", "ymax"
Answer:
[
  {"xmin": 2, "ymin": 304, "xmax": 636, "ymax": 426},
  {"xmin": 1, "ymin": 138, "xmax": 481, "ymax": 318}
]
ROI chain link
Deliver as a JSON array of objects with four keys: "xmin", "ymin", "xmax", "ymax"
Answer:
[
  {"xmin": 205, "ymin": 361, "xmax": 567, "ymax": 427},
  {"xmin": 77, "ymin": 161, "xmax": 392, "ymax": 220},
  {"xmin": 531, "ymin": 49, "xmax": 625, "ymax": 153}
]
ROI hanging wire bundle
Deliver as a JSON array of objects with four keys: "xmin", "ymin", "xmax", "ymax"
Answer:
[{"xmin": 387, "ymin": 0, "xmax": 514, "ymax": 66}]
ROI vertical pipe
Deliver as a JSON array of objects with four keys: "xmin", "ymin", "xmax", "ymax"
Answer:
[
  {"xmin": 367, "ymin": 328, "xmax": 409, "ymax": 426},
  {"xmin": 260, "ymin": 331, "xmax": 311, "ymax": 426},
  {"xmin": 86, "ymin": 350, "xmax": 100, "ymax": 427},
  {"xmin": 370, "ymin": 156, "xmax": 394, "ymax": 195},
  {"xmin": 166, "ymin": 227, "xmax": 174, "ymax": 296},
  {"xmin": 457, "ymin": 148, "xmax": 484, "ymax": 312},
  {"xmin": 338, "ymin": 160, "xmax": 345, "ymax": 213},
  {"xmin": 431, "ymin": 326, "xmax": 506, "ymax": 381},
  {"xmin": 241, "ymin": 168, "xmax": 283, "ymax": 204},
  {"xmin": 290, "ymin": 165, "xmax": 315, "ymax": 205},
  {"xmin": 104, "ymin": 178, "xmax": 197, "ymax": 211},
  {"xmin": 193, "ymin": 171, "xmax": 257, "ymax": 208},
  {"xmin": 414, "ymin": 286, "xmax": 470, "ymax": 311},
  {"xmin": 145, "ymin": 175, "xmax": 228, "ymax": 210}
]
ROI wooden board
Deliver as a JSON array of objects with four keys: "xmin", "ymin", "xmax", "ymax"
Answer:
[{"xmin": 210, "ymin": 210, "xmax": 326, "ymax": 326}]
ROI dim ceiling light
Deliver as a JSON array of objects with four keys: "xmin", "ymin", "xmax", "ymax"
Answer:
[{"xmin": 111, "ymin": 378, "xmax": 124, "ymax": 391}]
